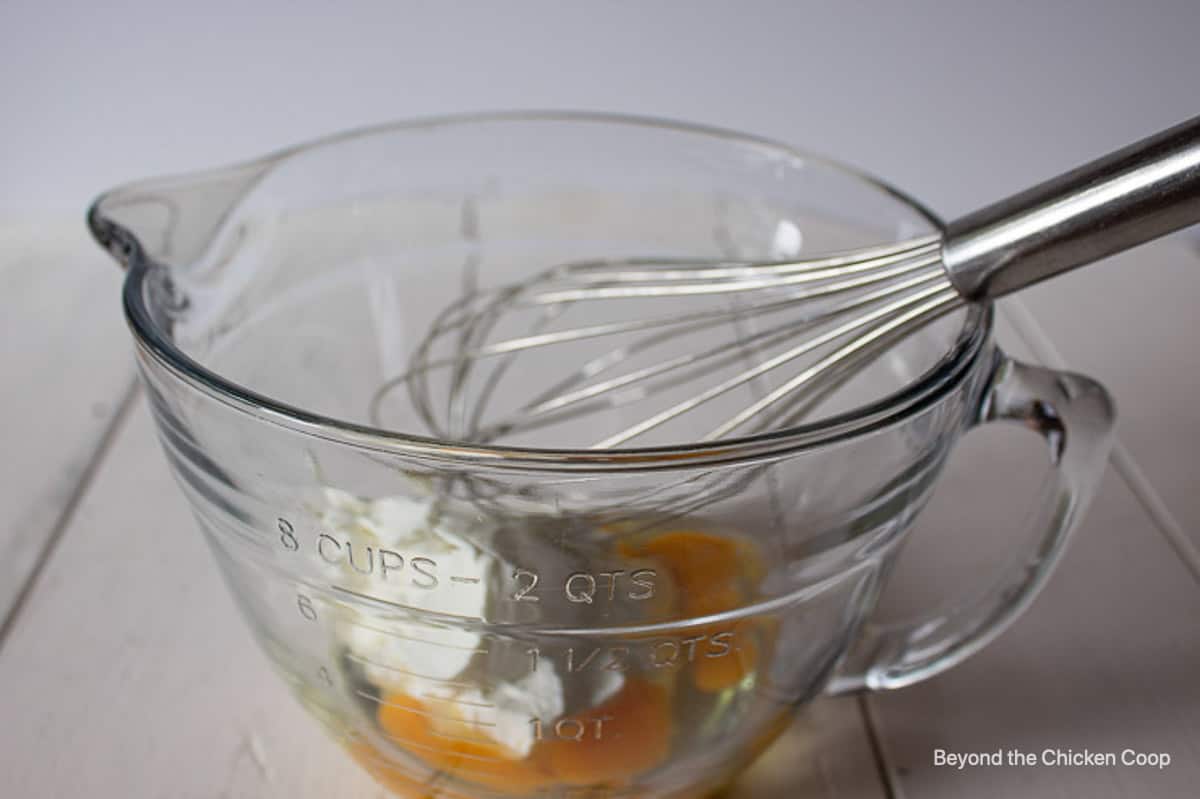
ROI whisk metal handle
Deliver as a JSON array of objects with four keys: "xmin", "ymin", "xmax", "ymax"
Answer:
[{"xmin": 942, "ymin": 114, "xmax": 1200, "ymax": 301}]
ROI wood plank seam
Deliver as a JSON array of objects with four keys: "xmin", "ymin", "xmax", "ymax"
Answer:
[
  {"xmin": 0, "ymin": 378, "xmax": 139, "ymax": 651},
  {"xmin": 858, "ymin": 693, "xmax": 903, "ymax": 799}
]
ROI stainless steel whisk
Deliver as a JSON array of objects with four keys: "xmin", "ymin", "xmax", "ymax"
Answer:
[{"xmin": 379, "ymin": 116, "xmax": 1200, "ymax": 449}]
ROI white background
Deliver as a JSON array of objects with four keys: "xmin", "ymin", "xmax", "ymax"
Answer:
[{"xmin": 3, "ymin": 0, "xmax": 1198, "ymax": 219}]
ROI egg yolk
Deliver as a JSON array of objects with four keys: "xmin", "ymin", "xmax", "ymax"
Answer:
[
  {"xmin": 621, "ymin": 530, "xmax": 764, "ymax": 692},
  {"xmin": 360, "ymin": 676, "xmax": 675, "ymax": 795},
  {"xmin": 540, "ymin": 676, "xmax": 673, "ymax": 786},
  {"xmin": 375, "ymin": 692, "xmax": 555, "ymax": 793},
  {"xmin": 347, "ymin": 528, "xmax": 768, "ymax": 796}
]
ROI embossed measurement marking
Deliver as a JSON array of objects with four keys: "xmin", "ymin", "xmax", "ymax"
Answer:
[
  {"xmin": 529, "ymin": 715, "xmax": 614, "ymax": 742},
  {"xmin": 279, "ymin": 517, "xmax": 663, "ymax": 612},
  {"xmin": 332, "ymin": 585, "xmax": 486, "ymax": 622},
  {"xmin": 429, "ymin": 728, "xmax": 497, "ymax": 745},
  {"xmin": 379, "ymin": 731, "xmax": 505, "ymax": 763},
  {"xmin": 278, "ymin": 517, "xmax": 482, "ymax": 589},
  {"xmin": 422, "ymin": 692, "xmax": 496, "ymax": 709},
  {"xmin": 358, "ymin": 689, "xmax": 497, "ymax": 728},
  {"xmin": 347, "ymin": 622, "xmax": 491, "ymax": 655},
  {"xmin": 346, "ymin": 653, "xmax": 493, "ymax": 691},
  {"xmin": 518, "ymin": 632, "xmax": 739, "ymax": 678}
]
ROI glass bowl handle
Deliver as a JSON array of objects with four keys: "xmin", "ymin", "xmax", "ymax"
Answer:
[{"xmin": 826, "ymin": 352, "xmax": 1116, "ymax": 695}]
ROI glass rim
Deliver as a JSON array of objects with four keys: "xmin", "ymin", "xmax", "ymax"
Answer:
[{"xmin": 111, "ymin": 110, "xmax": 991, "ymax": 472}]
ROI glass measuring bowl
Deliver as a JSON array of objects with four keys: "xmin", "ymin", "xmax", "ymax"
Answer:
[{"xmin": 90, "ymin": 113, "xmax": 1115, "ymax": 798}]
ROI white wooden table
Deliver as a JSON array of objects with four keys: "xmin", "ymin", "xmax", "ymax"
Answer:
[{"xmin": 1, "ymin": 222, "xmax": 1197, "ymax": 798}]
